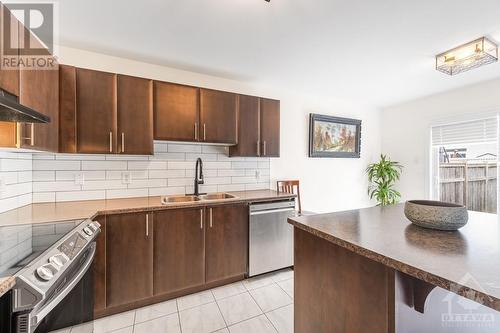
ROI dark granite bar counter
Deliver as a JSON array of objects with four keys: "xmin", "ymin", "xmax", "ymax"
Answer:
[{"xmin": 289, "ymin": 204, "xmax": 500, "ymax": 312}]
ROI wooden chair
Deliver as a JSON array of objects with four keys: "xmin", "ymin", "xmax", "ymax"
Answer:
[{"xmin": 277, "ymin": 180, "xmax": 302, "ymax": 214}]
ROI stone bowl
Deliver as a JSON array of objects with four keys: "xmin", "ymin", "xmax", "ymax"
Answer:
[{"xmin": 404, "ymin": 200, "xmax": 468, "ymax": 231}]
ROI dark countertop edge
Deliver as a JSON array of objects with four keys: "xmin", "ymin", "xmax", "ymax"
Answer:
[{"xmin": 288, "ymin": 217, "xmax": 500, "ymax": 312}]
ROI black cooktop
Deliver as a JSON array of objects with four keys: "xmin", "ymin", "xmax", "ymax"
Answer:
[{"xmin": 0, "ymin": 220, "xmax": 82, "ymax": 278}]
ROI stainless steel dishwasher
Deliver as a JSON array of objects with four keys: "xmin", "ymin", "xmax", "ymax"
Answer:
[{"xmin": 249, "ymin": 199, "xmax": 296, "ymax": 276}]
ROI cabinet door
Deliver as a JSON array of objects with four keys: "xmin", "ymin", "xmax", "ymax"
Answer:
[
  {"xmin": 200, "ymin": 89, "xmax": 237, "ymax": 144},
  {"xmin": 117, "ymin": 75, "xmax": 153, "ymax": 154},
  {"xmin": 0, "ymin": 3, "xmax": 19, "ymax": 95},
  {"xmin": 93, "ymin": 215, "xmax": 106, "ymax": 313},
  {"xmin": 154, "ymin": 81, "xmax": 199, "ymax": 142},
  {"xmin": 18, "ymin": 26, "xmax": 59, "ymax": 152},
  {"xmin": 59, "ymin": 65, "xmax": 77, "ymax": 153},
  {"xmin": 260, "ymin": 98, "xmax": 280, "ymax": 157},
  {"xmin": 106, "ymin": 212, "xmax": 153, "ymax": 308},
  {"xmin": 205, "ymin": 204, "xmax": 248, "ymax": 283},
  {"xmin": 76, "ymin": 68, "xmax": 116, "ymax": 153},
  {"xmin": 153, "ymin": 208, "xmax": 205, "ymax": 296},
  {"xmin": 229, "ymin": 95, "xmax": 259, "ymax": 157}
]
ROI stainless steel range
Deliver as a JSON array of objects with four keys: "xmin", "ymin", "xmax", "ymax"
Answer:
[{"xmin": 0, "ymin": 219, "xmax": 101, "ymax": 333}]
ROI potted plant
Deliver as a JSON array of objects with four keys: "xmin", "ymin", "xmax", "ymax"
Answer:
[{"xmin": 366, "ymin": 154, "xmax": 403, "ymax": 206}]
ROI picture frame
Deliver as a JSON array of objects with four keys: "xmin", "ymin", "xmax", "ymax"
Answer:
[{"xmin": 308, "ymin": 113, "xmax": 362, "ymax": 158}]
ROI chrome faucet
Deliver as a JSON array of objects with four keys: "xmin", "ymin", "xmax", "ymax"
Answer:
[{"xmin": 193, "ymin": 158, "xmax": 204, "ymax": 196}]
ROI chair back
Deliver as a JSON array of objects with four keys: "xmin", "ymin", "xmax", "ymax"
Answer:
[{"xmin": 276, "ymin": 180, "xmax": 302, "ymax": 214}]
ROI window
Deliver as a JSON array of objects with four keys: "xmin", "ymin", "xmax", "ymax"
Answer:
[{"xmin": 430, "ymin": 116, "xmax": 499, "ymax": 213}]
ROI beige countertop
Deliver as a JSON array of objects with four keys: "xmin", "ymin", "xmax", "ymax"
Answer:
[
  {"xmin": 0, "ymin": 190, "xmax": 295, "ymax": 297},
  {"xmin": 289, "ymin": 204, "xmax": 500, "ymax": 311}
]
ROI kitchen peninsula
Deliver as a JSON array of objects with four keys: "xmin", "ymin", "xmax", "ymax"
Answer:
[{"xmin": 289, "ymin": 204, "xmax": 500, "ymax": 333}]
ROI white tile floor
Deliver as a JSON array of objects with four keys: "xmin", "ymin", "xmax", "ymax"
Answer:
[{"xmin": 51, "ymin": 268, "xmax": 294, "ymax": 333}]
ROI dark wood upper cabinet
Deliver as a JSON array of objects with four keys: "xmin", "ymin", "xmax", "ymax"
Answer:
[
  {"xmin": 153, "ymin": 208, "xmax": 205, "ymax": 296},
  {"xmin": 205, "ymin": 204, "xmax": 248, "ymax": 283},
  {"xmin": 117, "ymin": 75, "xmax": 153, "ymax": 154},
  {"xmin": 154, "ymin": 81, "xmax": 199, "ymax": 142},
  {"xmin": 59, "ymin": 65, "xmax": 77, "ymax": 153},
  {"xmin": 200, "ymin": 88, "xmax": 237, "ymax": 144},
  {"xmin": 106, "ymin": 212, "xmax": 153, "ymax": 308},
  {"xmin": 229, "ymin": 95, "xmax": 260, "ymax": 157},
  {"xmin": 76, "ymin": 68, "xmax": 117, "ymax": 154},
  {"xmin": 260, "ymin": 98, "xmax": 280, "ymax": 157},
  {"xmin": 0, "ymin": 3, "xmax": 19, "ymax": 96},
  {"xmin": 18, "ymin": 26, "xmax": 59, "ymax": 152}
]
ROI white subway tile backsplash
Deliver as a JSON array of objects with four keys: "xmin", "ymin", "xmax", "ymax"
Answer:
[
  {"xmin": 56, "ymin": 190, "xmax": 106, "ymax": 202},
  {"xmin": 185, "ymin": 153, "xmax": 217, "ymax": 161},
  {"xmin": 34, "ymin": 160, "xmax": 80, "ymax": 171},
  {"xmin": 149, "ymin": 169, "xmax": 185, "ymax": 179},
  {"xmin": 56, "ymin": 171, "xmax": 106, "ymax": 181},
  {"xmin": 168, "ymin": 143, "xmax": 202, "ymax": 153},
  {"xmin": 82, "ymin": 161, "xmax": 126, "ymax": 170},
  {"xmin": 82, "ymin": 180, "xmax": 126, "ymax": 191},
  {"xmin": 148, "ymin": 186, "xmax": 185, "ymax": 196},
  {"xmin": 106, "ymin": 188, "xmax": 148, "ymax": 199},
  {"xmin": 33, "ymin": 171, "xmax": 55, "ymax": 182},
  {"xmin": 128, "ymin": 179, "xmax": 167, "ymax": 189},
  {"xmin": 128, "ymin": 161, "xmax": 167, "ymax": 170},
  {"xmin": 1, "ymin": 143, "xmax": 270, "ymax": 211},
  {"xmin": 231, "ymin": 161, "xmax": 258, "ymax": 169}
]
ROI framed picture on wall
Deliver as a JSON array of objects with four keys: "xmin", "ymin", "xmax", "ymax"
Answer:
[{"xmin": 309, "ymin": 114, "xmax": 362, "ymax": 158}]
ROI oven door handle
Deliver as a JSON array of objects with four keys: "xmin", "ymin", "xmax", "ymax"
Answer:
[{"xmin": 31, "ymin": 243, "xmax": 96, "ymax": 326}]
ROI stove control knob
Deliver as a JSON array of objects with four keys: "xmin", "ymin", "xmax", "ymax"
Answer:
[
  {"xmin": 36, "ymin": 266, "xmax": 54, "ymax": 281},
  {"xmin": 89, "ymin": 222, "xmax": 100, "ymax": 232},
  {"xmin": 49, "ymin": 254, "xmax": 69, "ymax": 268},
  {"xmin": 83, "ymin": 226, "xmax": 93, "ymax": 236}
]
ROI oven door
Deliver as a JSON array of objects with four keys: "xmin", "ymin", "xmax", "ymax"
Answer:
[{"xmin": 30, "ymin": 243, "xmax": 96, "ymax": 333}]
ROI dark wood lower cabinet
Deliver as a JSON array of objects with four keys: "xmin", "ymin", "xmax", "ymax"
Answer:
[
  {"xmin": 93, "ymin": 215, "xmax": 106, "ymax": 314},
  {"xmin": 105, "ymin": 211, "xmax": 153, "ymax": 308},
  {"xmin": 205, "ymin": 204, "xmax": 248, "ymax": 283},
  {"xmin": 96, "ymin": 205, "xmax": 249, "ymax": 316},
  {"xmin": 153, "ymin": 208, "xmax": 206, "ymax": 296}
]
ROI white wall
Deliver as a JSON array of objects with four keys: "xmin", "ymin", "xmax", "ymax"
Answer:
[
  {"xmin": 0, "ymin": 46, "xmax": 382, "ymax": 213},
  {"xmin": 382, "ymin": 77, "xmax": 500, "ymax": 201}
]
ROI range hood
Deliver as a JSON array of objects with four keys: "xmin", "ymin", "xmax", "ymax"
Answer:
[{"xmin": 0, "ymin": 89, "xmax": 50, "ymax": 123}]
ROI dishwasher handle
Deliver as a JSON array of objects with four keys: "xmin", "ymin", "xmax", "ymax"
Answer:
[{"xmin": 250, "ymin": 207, "xmax": 296, "ymax": 216}]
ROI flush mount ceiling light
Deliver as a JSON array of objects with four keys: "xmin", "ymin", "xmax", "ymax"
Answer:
[{"xmin": 436, "ymin": 37, "xmax": 498, "ymax": 75}]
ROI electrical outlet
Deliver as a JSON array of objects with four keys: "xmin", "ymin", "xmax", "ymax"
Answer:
[
  {"xmin": 74, "ymin": 173, "xmax": 85, "ymax": 185},
  {"xmin": 255, "ymin": 170, "xmax": 261, "ymax": 181},
  {"xmin": 122, "ymin": 171, "xmax": 132, "ymax": 184}
]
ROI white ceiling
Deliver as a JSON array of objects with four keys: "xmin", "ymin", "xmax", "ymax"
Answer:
[{"xmin": 55, "ymin": 0, "xmax": 500, "ymax": 108}]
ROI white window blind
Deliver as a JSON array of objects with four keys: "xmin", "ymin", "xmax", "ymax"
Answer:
[{"xmin": 431, "ymin": 117, "xmax": 498, "ymax": 146}]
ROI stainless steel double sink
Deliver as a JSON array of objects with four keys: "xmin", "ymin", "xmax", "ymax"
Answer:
[{"xmin": 161, "ymin": 192, "xmax": 237, "ymax": 204}]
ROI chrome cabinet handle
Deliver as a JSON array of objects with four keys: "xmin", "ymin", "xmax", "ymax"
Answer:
[
  {"xmin": 146, "ymin": 213, "xmax": 149, "ymax": 237},
  {"xmin": 200, "ymin": 209, "xmax": 203, "ymax": 229},
  {"xmin": 209, "ymin": 208, "xmax": 213, "ymax": 228},
  {"xmin": 109, "ymin": 132, "xmax": 113, "ymax": 153},
  {"xmin": 121, "ymin": 133, "xmax": 125, "ymax": 153},
  {"xmin": 203, "ymin": 123, "xmax": 206, "ymax": 141},
  {"xmin": 194, "ymin": 123, "xmax": 198, "ymax": 140},
  {"xmin": 263, "ymin": 141, "xmax": 267, "ymax": 156},
  {"xmin": 257, "ymin": 140, "xmax": 260, "ymax": 156}
]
